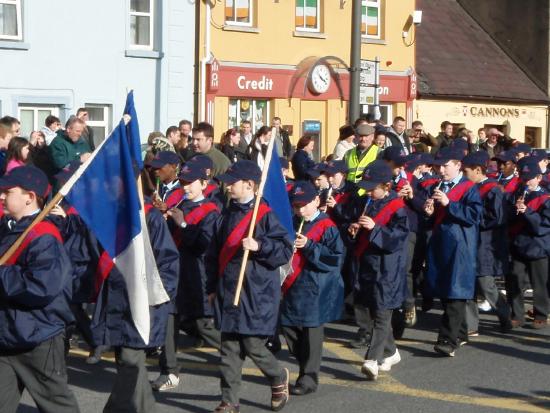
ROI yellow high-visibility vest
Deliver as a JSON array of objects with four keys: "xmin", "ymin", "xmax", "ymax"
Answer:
[{"xmin": 344, "ymin": 145, "xmax": 379, "ymax": 183}]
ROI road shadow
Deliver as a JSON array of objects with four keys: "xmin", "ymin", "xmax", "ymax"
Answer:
[{"xmin": 471, "ymin": 387, "xmax": 550, "ymax": 410}]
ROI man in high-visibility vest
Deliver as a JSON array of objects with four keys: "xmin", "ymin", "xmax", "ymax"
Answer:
[{"xmin": 344, "ymin": 124, "xmax": 379, "ymax": 183}]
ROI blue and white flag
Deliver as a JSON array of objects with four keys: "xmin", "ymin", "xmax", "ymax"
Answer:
[{"xmin": 60, "ymin": 97, "xmax": 168, "ymax": 345}]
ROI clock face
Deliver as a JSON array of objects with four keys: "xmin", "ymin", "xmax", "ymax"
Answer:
[{"xmin": 309, "ymin": 64, "xmax": 331, "ymax": 94}]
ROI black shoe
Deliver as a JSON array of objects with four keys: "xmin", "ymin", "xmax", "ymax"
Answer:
[
  {"xmin": 422, "ymin": 297, "xmax": 434, "ymax": 312},
  {"xmin": 349, "ymin": 333, "xmax": 371, "ymax": 349},
  {"xmin": 434, "ymin": 341, "xmax": 455, "ymax": 357},
  {"xmin": 290, "ymin": 384, "xmax": 316, "ymax": 396},
  {"xmin": 392, "ymin": 309, "xmax": 406, "ymax": 340}
]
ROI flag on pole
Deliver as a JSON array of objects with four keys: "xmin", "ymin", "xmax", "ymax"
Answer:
[
  {"xmin": 123, "ymin": 90, "xmax": 143, "ymax": 171},
  {"xmin": 60, "ymin": 98, "xmax": 168, "ymax": 345},
  {"xmin": 262, "ymin": 145, "xmax": 294, "ymax": 241}
]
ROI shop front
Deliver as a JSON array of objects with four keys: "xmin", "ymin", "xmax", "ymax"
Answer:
[
  {"xmin": 206, "ymin": 59, "xmax": 416, "ymax": 158},
  {"xmin": 415, "ymin": 99, "xmax": 549, "ymax": 147}
]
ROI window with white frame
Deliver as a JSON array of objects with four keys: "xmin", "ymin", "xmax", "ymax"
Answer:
[
  {"xmin": 225, "ymin": 0, "xmax": 252, "ymax": 26},
  {"xmin": 362, "ymin": 0, "xmax": 381, "ymax": 39},
  {"xmin": 228, "ymin": 99, "xmax": 270, "ymax": 133},
  {"xmin": 362, "ymin": 103, "xmax": 392, "ymax": 125},
  {"xmin": 18, "ymin": 105, "xmax": 60, "ymax": 137},
  {"xmin": 85, "ymin": 104, "xmax": 111, "ymax": 146},
  {"xmin": 0, "ymin": 0, "xmax": 22, "ymax": 40},
  {"xmin": 129, "ymin": 0, "xmax": 154, "ymax": 49},
  {"xmin": 295, "ymin": 0, "xmax": 320, "ymax": 32}
]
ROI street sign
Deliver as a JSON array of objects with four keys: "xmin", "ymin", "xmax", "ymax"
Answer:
[{"xmin": 360, "ymin": 59, "xmax": 378, "ymax": 105}]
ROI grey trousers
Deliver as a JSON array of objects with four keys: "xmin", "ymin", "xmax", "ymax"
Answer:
[
  {"xmin": 354, "ymin": 304, "xmax": 373, "ymax": 334},
  {"xmin": 365, "ymin": 308, "xmax": 396, "ymax": 363},
  {"xmin": 104, "ymin": 347, "xmax": 156, "ymax": 413},
  {"xmin": 281, "ymin": 325, "xmax": 324, "ymax": 389},
  {"xmin": 160, "ymin": 314, "xmax": 221, "ymax": 376},
  {"xmin": 220, "ymin": 333, "xmax": 285, "ymax": 405},
  {"xmin": 466, "ymin": 276, "xmax": 511, "ymax": 331},
  {"xmin": 0, "ymin": 334, "xmax": 80, "ymax": 413}
]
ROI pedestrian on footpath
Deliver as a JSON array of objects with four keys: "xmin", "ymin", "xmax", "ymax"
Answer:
[
  {"xmin": 0, "ymin": 166, "xmax": 80, "ymax": 412},
  {"xmin": 350, "ymin": 161, "xmax": 409, "ymax": 380},
  {"xmin": 207, "ymin": 160, "xmax": 293, "ymax": 413},
  {"xmin": 280, "ymin": 181, "xmax": 344, "ymax": 395}
]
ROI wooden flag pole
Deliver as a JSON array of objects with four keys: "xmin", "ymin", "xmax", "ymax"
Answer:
[{"xmin": 233, "ymin": 127, "xmax": 277, "ymax": 306}]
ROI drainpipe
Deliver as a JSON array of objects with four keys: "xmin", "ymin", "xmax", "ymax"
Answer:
[{"xmin": 200, "ymin": 1, "xmax": 212, "ymax": 122}]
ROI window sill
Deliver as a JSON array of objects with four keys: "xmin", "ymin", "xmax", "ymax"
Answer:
[
  {"xmin": 293, "ymin": 31, "xmax": 327, "ymax": 39},
  {"xmin": 125, "ymin": 49, "xmax": 163, "ymax": 59},
  {"xmin": 0, "ymin": 40, "xmax": 29, "ymax": 50},
  {"xmin": 222, "ymin": 25, "xmax": 260, "ymax": 33},
  {"xmin": 361, "ymin": 38, "xmax": 387, "ymax": 45}
]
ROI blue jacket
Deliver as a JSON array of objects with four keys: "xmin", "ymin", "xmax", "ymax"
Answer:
[
  {"xmin": 207, "ymin": 200, "xmax": 293, "ymax": 336},
  {"xmin": 477, "ymin": 179, "xmax": 508, "ymax": 277},
  {"xmin": 353, "ymin": 192, "xmax": 410, "ymax": 310},
  {"xmin": 280, "ymin": 213, "xmax": 344, "ymax": 327},
  {"xmin": 91, "ymin": 205, "xmax": 180, "ymax": 348},
  {"xmin": 174, "ymin": 199, "xmax": 220, "ymax": 319},
  {"xmin": 0, "ymin": 215, "xmax": 74, "ymax": 349},
  {"xmin": 291, "ymin": 149, "xmax": 315, "ymax": 181},
  {"xmin": 425, "ymin": 177, "xmax": 482, "ymax": 299},
  {"xmin": 508, "ymin": 187, "xmax": 550, "ymax": 260}
]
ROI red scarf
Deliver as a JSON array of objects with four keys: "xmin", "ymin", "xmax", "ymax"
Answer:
[
  {"xmin": 509, "ymin": 193, "xmax": 549, "ymax": 237},
  {"xmin": 5, "ymin": 221, "xmax": 63, "ymax": 266},
  {"xmin": 478, "ymin": 181, "xmax": 499, "ymax": 199},
  {"xmin": 281, "ymin": 217, "xmax": 335, "ymax": 294},
  {"xmin": 354, "ymin": 198, "xmax": 405, "ymax": 258},
  {"xmin": 165, "ymin": 187, "xmax": 185, "ymax": 209},
  {"xmin": 503, "ymin": 176, "xmax": 520, "ymax": 194},
  {"xmin": 171, "ymin": 202, "xmax": 219, "ymax": 248},
  {"xmin": 433, "ymin": 180, "xmax": 475, "ymax": 227},
  {"xmin": 218, "ymin": 203, "xmax": 271, "ymax": 277}
]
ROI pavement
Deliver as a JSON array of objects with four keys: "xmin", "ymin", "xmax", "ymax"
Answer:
[{"xmin": 16, "ymin": 304, "xmax": 550, "ymax": 413}]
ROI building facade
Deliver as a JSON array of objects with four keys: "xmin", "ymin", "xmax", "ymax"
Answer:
[
  {"xmin": 0, "ymin": 0, "xmax": 195, "ymax": 144},
  {"xmin": 197, "ymin": 0, "xmax": 416, "ymax": 159}
]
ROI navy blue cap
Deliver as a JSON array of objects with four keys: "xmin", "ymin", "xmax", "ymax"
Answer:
[
  {"xmin": 492, "ymin": 150, "xmax": 517, "ymax": 164},
  {"xmin": 324, "ymin": 160, "xmax": 348, "ymax": 175},
  {"xmin": 357, "ymin": 160, "xmax": 393, "ymax": 191},
  {"xmin": 279, "ymin": 157, "xmax": 289, "ymax": 169},
  {"xmin": 432, "ymin": 147, "xmax": 465, "ymax": 165},
  {"xmin": 515, "ymin": 143, "xmax": 532, "ymax": 153},
  {"xmin": 517, "ymin": 157, "xmax": 542, "ymax": 180},
  {"xmin": 289, "ymin": 181, "xmax": 318, "ymax": 206},
  {"xmin": 53, "ymin": 160, "xmax": 81, "ymax": 187},
  {"xmin": 449, "ymin": 138, "xmax": 469, "ymax": 154},
  {"xmin": 217, "ymin": 160, "xmax": 261, "ymax": 185},
  {"xmin": 530, "ymin": 149, "xmax": 548, "ymax": 161},
  {"xmin": 146, "ymin": 151, "xmax": 181, "ymax": 168},
  {"xmin": 189, "ymin": 154, "xmax": 213, "ymax": 171},
  {"xmin": 306, "ymin": 163, "xmax": 328, "ymax": 179},
  {"xmin": 462, "ymin": 151, "xmax": 489, "ymax": 168},
  {"xmin": 382, "ymin": 146, "xmax": 407, "ymax": 164},
  {"xmin": 178, "ymin": 157, "xmax": 209, "ymax": 182},
  {"xmin": 0, "ymin": 165, "xmax": 51, "ymax": 198},
  {"xmin": 417, "ymin": 152, "xmax": 435, "ymax": 165}
]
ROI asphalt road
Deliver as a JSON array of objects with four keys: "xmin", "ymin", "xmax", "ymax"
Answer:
[{"xmin": 17, "ymin": 304, "xmax": 550, "ymax": 413}]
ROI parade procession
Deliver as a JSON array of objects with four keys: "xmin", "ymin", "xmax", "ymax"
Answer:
[{"xmin": 1, "ymin": 1, "xmax": 550, "ymax": 413}]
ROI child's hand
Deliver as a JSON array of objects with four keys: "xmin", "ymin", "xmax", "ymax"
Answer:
[
  {"xmin": 242, "ymin": 237, "xmax": 259, "ymax": 251},
  {"xmin": 432, "ymin": 189, "xmax": 449, "ymax": 206},
  {"xmin": 294, "ymin": 233, "xmax": 308, "ymax": 249},
  {"xmin": 208, "ymin": 293, "xmax": 216, "ymax": 306},
  {"xmin": 424, "ymin": 198, "xmax": 434, "ymax": 216},
  {"xmin": 50, "ymin": 205, "xmax": 67, "ymax": 218},
  {"xmin": 152, "ymin": 198, "xmax": 168, "ymax": 212},
  {"xmin": 167, "ymin": 208, "xmax": 185, "ymax": 226},
  {"xmin": 348, "ymin": 223, "xmax": 360, "ymax": 237},
  {"xmin": 358, "ymin": 216, "xmax": 375, "ymax": 230},
  {"xmin": 326, "ymin": 196, "xmax": 336, "ymax": 208}
]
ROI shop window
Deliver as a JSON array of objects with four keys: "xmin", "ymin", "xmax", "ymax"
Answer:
[
  {"xmin": 0, "ymin": 0, "xmax": 22, "ymax": 40},
  {"xmin": 85, "ymin": 104, "xmax": 112, "ymax": 147},
  {"xmin": 228, "ymin": 99, "xmax": 270, "ymax": 133},
  {"xmin": 525, "ymin": 126, "xmax": 541, "ymax": 148},
  {"xmin": 225, "ymin": 0, "xmax": 252, "ymax": 27},
  {"xmin": 18, "ymin": 105, "xmax": 60, "ymax": 137},
  {"xmin": 361, "ymin": 103, "xmax": 392, "ymax": 126},
  {"xmin": 129, "ymin": 0, "xmax": 155, "ymax": 50},
  {"xmin": 295, "ymin": 0, "xmax": 320, "ymax": 32},
  {"xmin": 362, "ymin": 0, "xmax": 381, "ymax": 39}
]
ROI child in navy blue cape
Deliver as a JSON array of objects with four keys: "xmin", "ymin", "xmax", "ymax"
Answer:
[{"xmin": 280, "ymin": 181, "xmax": 344, "ymax": 395}]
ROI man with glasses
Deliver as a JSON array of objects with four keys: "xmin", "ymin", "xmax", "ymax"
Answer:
[
  {"xmin": 480, "ymin": 128, "xmax": 514, "ymax": 158},
  {"xmin": 76, "ymin": 108, "xmax": 95, "ymax": 151}
]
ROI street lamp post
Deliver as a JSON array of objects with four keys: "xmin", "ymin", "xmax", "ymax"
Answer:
[{"xmin": 349, "ymin": 0, "xmax": 362, "ymax": 123}]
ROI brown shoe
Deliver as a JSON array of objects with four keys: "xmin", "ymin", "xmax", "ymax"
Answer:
[
  {"xmin": 213, "ymin": 402, "xmax": 240, "ymax": 413},
  {"xmin": 510, "ymin": 319, "xmax": 524, "ymax": 329},
  {"xmin": 533, "ymin": 319, "xmax": 548, "ymax": 329},
  {"xmin": 271, "ymin": 368, "xmax": 289, "ymax": 411}
]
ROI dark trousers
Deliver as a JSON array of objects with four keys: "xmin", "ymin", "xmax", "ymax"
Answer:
[
  {"xmin": 403, "ymin": 232, "xmax": 417, "ymax": 310},
  {"xmin": 438, "ymin": 299, "xmax": 467, "ymax": 349},
  {"xmin": 466, "ymin": 276, "xmax": 511, "ymax": 331},
  {"xmin": 220, "ymin": 333, "xmax": 284, "ymax": 405},
  {"xmin": 365, "ymin": 308, "xmax": 396, "ymax": 363},
  {"xmin": 104, "ymin": 347, "xmax": 156, "ymax": 413},
  {"xmin": 506, "ymin": 257, "xmax": 549, "ymax": 322},
  {"xmin": 160, "ymin": 314, "xmax": 221, "ymax": 376},
  {"xmin": 0, "ymin": 334, "xmax": 80, "ymax": 413},
  {"xmin": 281, "ymin": 325, "xmax": 323, "ymax": 389},
  {"xmin": 354, "ymin": 304, "xmax": 373, "ymax": 334},
  {"xmin": 69, "ymin": 303, "xmax": 95, "ymax": 347}
]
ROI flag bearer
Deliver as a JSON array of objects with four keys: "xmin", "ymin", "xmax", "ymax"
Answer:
[
  {"xmin": 0, "ymin": 166, "xmax": 80, "ymax": 413},
  {"xmin": 206, "ymin": 160, "xmax": 293, "ymax": 413},
  {"xmin": 280, "ymin": 181, "xmax": 344, "ymax": 395}
]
